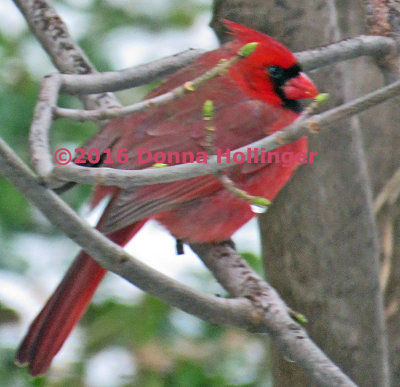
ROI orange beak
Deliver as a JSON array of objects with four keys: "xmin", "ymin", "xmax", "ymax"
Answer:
[{"xmin": 282, "ymin": 72, "xmax": 318, "ymax": 100}]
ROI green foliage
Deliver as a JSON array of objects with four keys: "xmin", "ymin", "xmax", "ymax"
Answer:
[
  {"xmin": 80, "ymin": 294, "xmax": 270, "ymax": 386},
  {"xmin": 164, "ymin": 361, "xmax": 226, "ymax": 386},
  {"xmin": 0, "ymin": 348, "xmax": 42, "ymax": 387},
  {"xmin": 0, "ymin": 179, "xmax": 33, "ymax": 233},
  {"xmin": 83, "ymin": 297, "xmax": 172, "ymax": 353},
  {"xmin": 0, "ymin": 304, "xmax": 19, "ymax": 324}
]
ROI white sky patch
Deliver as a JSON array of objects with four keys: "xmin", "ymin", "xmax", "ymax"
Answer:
[
  {"xmin": 84, "ymin": 197, "xmax": 260, "ymax": 283},
  {"xmin": 0, "ymin": 272, "xmax": 41, "ymax": 318},
  {"xmin": 124, "ymin": 218, "xmax": 260, "ymax": 279},
  {"xmin": 0, "ymin": 2, "xmax": 27, "ymax": 37},
  {"xmin": 121, "ymin": 217, "xmax": 260, "ymax": 296},
  {"xmin": 50, "ymin": 328, "xmax": 84, "ymax": 377},
  {"xmin": 55, "ymin": 4, "xmax": 93, "ymax": 40},
  {"xmin": 104, "ymin": 13, "xmax": 218, "ymax": 69},
  {"xmin": 193, "ymin": 0, "xmax": 212, "ymax": 4},
  {"xmin": 169, "ymin": 309, "xmax": 205, "ymax": 338},
  {"xmin": 13, "ymin": 233, "xmax": 77, "ymax": 293},
  {"xmin": 0, "ymin": 269, "xmax": 82, "ymax": 375},
  {"xmin": 85, "ymin": 347, "xmax": 137, "ymax": 387},
  {"xmin": 105, "ymin": 0, "xmax": 177, "ymax": 17},
  {"xmin": 0, "ymin": 271, "xmax": 42, "ymax": 348},
  {"xmin": 19, "ymin": 37, "xmax": 56, "ymax": 78},
  {"xmin": 65, "ymin": 0, "xmax": 95, "ymax": 10},
  {"xmin": 84, "ymin": 198, "xmax": 260, "ymax": 303},
  {"xmin": 125, "ymin": 220, "xmax": 205, "ymax": 278}
]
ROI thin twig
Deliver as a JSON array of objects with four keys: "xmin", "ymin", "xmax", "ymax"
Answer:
[
  {"xmin": 202, "ymin": 100, "xmax": 271, "ymax": 208},
  {"xmin": 29, "ymin": 74, "xmax": 61, "ymax": 177},
  {"xmin": 46, "ymin": 79, "xmax": 400, "ymax": 189},
  {"xmin": 374, "ymin": 167, "xmax": 400, "ymax": 213},
  {"xmin": 53, "ymin": 37, "xmax": 399, "ymax": 122},
  {"xmin": 53, "ymin": 43, "xmax": 257, "ymax": 121}
]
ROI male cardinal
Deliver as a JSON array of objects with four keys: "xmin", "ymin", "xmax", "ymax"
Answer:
[{"xmin": 16, "ymin": 20, "xmax": 318, "ymax": 375}]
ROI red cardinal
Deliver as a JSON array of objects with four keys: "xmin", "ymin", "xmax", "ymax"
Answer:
[{"xmin": 16, "ymin": 20, "xmax": 318, "ymax": 375}]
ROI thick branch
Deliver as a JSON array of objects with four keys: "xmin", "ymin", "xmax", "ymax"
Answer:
[
  {"xmin": 12, "ymin": 0, "xmax": 118, "ymax": 110},
  {"xmin": 13, "ymin": 0, "xmax": 94, "ymax": 74},
  {"xmin": 0, "ymin": 137, "xmax": 356, "ymax": 387},
  {"xmin": 364, "ymin": 0, "xmax": 400, "ymax": 82},
  {"xmin": 365, "ymin": 0, "xmax": 400, "ymax": 37},
  {"xmin": 60, "ymin": 49, "xmax": 205, "ymax": 95},
  {"xmin": 51, "ymin": 35, "xmax": 397, "ymax": 96},
  {"xmin": 41, "ymin": 35, "xmax": 399, "ymax": 98},
  {"xmin": 0, "ymin": 136, "xmax": 253, "ymax": 328},
  {"xmin": 297, "ymin": 35, "xmax": 397, "ymax": 71},
  {"xmin": 191, "ymin": 243, "xmax": 357, "ymax": 387}
]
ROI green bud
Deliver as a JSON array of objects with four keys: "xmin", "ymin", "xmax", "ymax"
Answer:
[
  {"xmin": 239, "ymin": 42, "xmax": 258, "ymax": 58},
  {"xmin": 152, "ymin": 163, "xmax": 168, "ymax": 168},
  {"xmin": 203, "ymin": 100, "xmax": 214, "ymax": 118},
  {"xmin": 315, "ymin": 93, "xmax": 329, "ymax": 103},
  {"xmin": 252, "ymin": 196, "xmax": 271, "ymax": 207},
  {"xmin": 294, "ymin": 313, "xmax": 308, "ymax": 324}
]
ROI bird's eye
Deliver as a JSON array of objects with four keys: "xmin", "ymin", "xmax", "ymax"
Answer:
[{"xmin": 268, "ymin": 65, "xmax": 284, "ymax": 79}]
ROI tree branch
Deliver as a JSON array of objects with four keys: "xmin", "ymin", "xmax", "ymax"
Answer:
[
  {"xmin": 0, "ymin": 136, "xmax": 253, "ymax": 328},
  {"xmin": 364, "ymin": 0, "xmax": 400, "ymax": 82},
  {"xmin": 297, "ymin": 35, "xmax": 397, "ymax": 71},
  {"xmin": 12, "ymin": 0, "xmax": 118, "ymax": 111},
  {"xmin": 29, "ymin": 74, "xmax": 61, "ymax": 177},
  {"xmin": 9, "ymin": 1, "xmax": 395, "ymax": 384},
  {"xmin": 60, "ymin": 49, "xmax": 205, "ymax": 95},
  {"xmin": 53, "ymin": 42, "xmax": 257, "ymax": 122},
  {"xmin": 38, "ymin": 78, "xmax": 400, "ymax": 189},
  {"xmin": 190, "ymin": 243, "xmax": 357, "ymax": 387},
  {"xmin": 51, "ymin": 35, "xmax": 397, "ymax": 96},
  {"xmin": 374, "ymin": 166, "xmax": 400, "ymax": 213},
  {"xmin": 364, "ymin": 0, "xmax": 400, "ymax": 37},
  {"xmin": 0, "ymin": 137, "xmax": 356, "ymax": 386}
]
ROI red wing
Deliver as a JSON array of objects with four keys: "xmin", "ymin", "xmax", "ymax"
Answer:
[
  {"xmin": 93, "ymin": 44, "xmax": 299, "ymax": 234},
  {"xmin": 100, "ymin": 94, "xmax": 297, "ymax": 234}
]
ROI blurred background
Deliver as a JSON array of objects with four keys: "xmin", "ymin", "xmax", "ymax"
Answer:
[{"xmin": 0, "ymin": 0, "xmax": 271, "ymax": 386}]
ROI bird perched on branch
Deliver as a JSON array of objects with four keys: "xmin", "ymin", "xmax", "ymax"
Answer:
[{"xmin": 16, "ymin": 20, "xmax": 318, "ymax": 375}]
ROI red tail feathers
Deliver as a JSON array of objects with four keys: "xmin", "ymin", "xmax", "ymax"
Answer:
[
  {"xmin": 15, "ymin": 221, "xmax": 145, "ymax": 376},
  {"xmin": 15, "ymin": 252, "xmax": 107, "ymax": 375}
]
